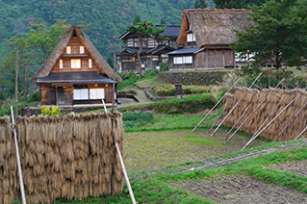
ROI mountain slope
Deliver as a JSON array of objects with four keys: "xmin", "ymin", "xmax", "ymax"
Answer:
[{"xmin": 0, "ymin": 0, "xmax": 198, "ymax": 58}]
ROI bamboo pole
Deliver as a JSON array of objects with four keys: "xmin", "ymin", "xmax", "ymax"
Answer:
[
  {"xmin": 242, "ymin": 97, "xmax": 297, "ymax": 150},
  {"xmin": 209, "ymin": 72, "xmax": 263, "ymax": 137},
  {"xmin": 224, "ymin": 78, "xmax": 285, "ymax": 143},
  {"xmin": 192, "ymin": 78, "xmax": 241, "ymax": 132},
  {"xmin": 11, "ymin": 106, "xmax": 27, "ymax": 204}
]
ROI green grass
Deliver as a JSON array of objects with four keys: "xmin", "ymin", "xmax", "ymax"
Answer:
[
  {"xmin": 125, "ymin": 111, "xmax": 222, "ymax": 132},
  {"xmin": 53, "ymin": 178, "xmax": 212, "ymax": 204},
  {"xmin": 118, "ymin": 71, "xmax": 158, "ymax": 91}
]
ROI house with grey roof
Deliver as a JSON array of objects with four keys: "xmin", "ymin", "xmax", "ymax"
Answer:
[{"xmin": 116, "ymin": 25, "xmax": 180, "ymax": 73}]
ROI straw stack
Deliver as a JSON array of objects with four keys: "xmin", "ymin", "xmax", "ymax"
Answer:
[
  {"xmin": 0, "ymin": 111, "xmax": 124, "ymax": 204},
  {"xmin": 223, "ymin": 88, "xmax": 307, "ymax": 141},
  {"xmin": 0, "ymin": 117, "xmax": 17, "ymax": 204}
]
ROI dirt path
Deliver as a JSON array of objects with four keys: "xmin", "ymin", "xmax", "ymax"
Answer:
[{"xmin": 175, "ymin": 175, "xmax": 307, "ymax": 204}]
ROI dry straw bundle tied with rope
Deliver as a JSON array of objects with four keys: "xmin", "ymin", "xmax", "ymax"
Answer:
[
  {"xmin": 223, "ymin": 88, "xmax": 307, "ymax": 141},
  {"xmin": 0, "ymin": 111, "xmax": 124, "ymax": 204}
]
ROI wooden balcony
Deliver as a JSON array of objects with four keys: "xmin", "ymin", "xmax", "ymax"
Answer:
[{"xmin": 62, "ymin": 53, "xmax": 89, "ymax": 57}]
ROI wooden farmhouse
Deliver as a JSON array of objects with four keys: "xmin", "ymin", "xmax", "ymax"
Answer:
[
  {"xmin": 116, "ymin": 25, "xmax": 180, "ymax": 73},
  {"xmin": 34, "ymin": 27, "xmax": 122, "ymax": 107},
  {"xmin": 168, "ymin": 9, "xmax": 252, "ymax": 70}
]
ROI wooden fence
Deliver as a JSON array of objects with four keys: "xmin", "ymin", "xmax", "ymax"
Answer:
[
  {"xmin": 0, "ymin": 111, "xmax": 124, "ymax": 204},
  {"xmin": 223, "ymin": 88, "xmax": 307, "ymax": 140}
]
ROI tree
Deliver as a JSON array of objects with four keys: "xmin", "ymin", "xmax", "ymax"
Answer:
[
  {"xmin": 2, "ymin": 21, "xmax": 69, "ymax": 101},
  {"xmin": 233, "ymin": 0, "xmax": 307, "ymax": 69},
  {"xmin": 194, "ymin": 0, "xmax": 207, "ymax": 8},
  {"xmin": 128, "ymin": 20, "xmax": 164, "ymax": 74},
  {"xmin": 214, "ymin": 0, "xmax": 266, "ymax": 8}
]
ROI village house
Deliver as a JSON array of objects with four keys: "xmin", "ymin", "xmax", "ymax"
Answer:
[
  {"xmin": 168, "ymin": 9, "xmax": 252, "ymax": 70},
  {"xmin": 34, "ymin": 26, "xmax": 122, "ymax": 107},
  {"xmin": 116, "ymin": 25, "xmax": 180, "ymax": 73}
]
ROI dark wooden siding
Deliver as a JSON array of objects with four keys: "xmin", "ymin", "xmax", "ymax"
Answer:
[{"xmin": 169, "ymin": 49, "xmax": 235, "ymax": 70}]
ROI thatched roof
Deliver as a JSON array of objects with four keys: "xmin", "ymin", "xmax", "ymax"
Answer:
[
  {"xmin": 34, "ymin": 27, "xmax": 122, "ymax": 82},
  {"xmin": 177, "ymin": 9, "xmax": 253, "ymax": 47}
]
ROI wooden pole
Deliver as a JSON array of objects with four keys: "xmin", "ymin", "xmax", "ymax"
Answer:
[
  {"xmin": 242, "ymin": 97, "xmax": 297, "ymax": 150},
  {"xmin": 115, "ymin": 143, "xmax": 137, "ymax": 204},
  {"xmin": 102, "ymin": 99, "xmax": 108, "ymax": 113},
  {"xmin": 209, "ymin": 72, "xmax": 263, "ymax": 137},
  {"xmin": 295, "ymin": 125, "xmax": 307, "ymax": 140},
  {"xmin": 192, "ymin": 78, "xmax": 241, "ymax": 132},
  {"xmin": 103, "ymin": 100, "xmax": 137, "ymax": 204},
  {"xmin": 210, "ymin": 101, "xmax": 239, "ymax": 137},
  {"xmin": 224, "ymin": 78, "xmax": 285, "ymax": 142},
  {"xmin": 278, "ymin": 101, "xmax": 307, "ymax": 139},
  {"xmin": 10, "ymin": 106, "xmax": 27, "ymax": 204}
]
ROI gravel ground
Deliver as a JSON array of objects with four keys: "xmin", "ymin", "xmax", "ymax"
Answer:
[{"xmin": 175, "ymin": 175, "xmax": 307, "ymax": 204}]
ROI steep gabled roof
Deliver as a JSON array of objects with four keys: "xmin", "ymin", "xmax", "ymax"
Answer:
[
  {"xmin": 34, "ymin": 27, "xmax": 122, "ymax": 82},
  {"xmin": 119, "ymin": 25, "xmax": 180, "ymax": 40},
  {"xmin": 177, "ymin": 9, "xmax": 253, "ymax": 47}
]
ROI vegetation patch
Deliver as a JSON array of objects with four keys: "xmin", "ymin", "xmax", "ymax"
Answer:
[
  {"xmin": 119, "ymin": 93, "xmax": 216, "ymax": 114},
  {"xmin": 271, "ymin": 160, "xmax": 307, "ymax": 177},
  {"xmin": 175, "ymin": 175, "xmax": 307, "ymax": 204},
  {"xmin": 123, "ymin": 111, "xmax": 154, "ymax": 129},
  {"xmin": 124, "ymin": 112, "xmax": 221, "ymax": 132},
  {"xmin": 152, "ymin": 83, "xmax": 210, "ymax": 97}
]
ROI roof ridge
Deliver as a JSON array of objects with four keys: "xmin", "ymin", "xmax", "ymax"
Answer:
[{"xmin": 183, "ymin": 8, "xmax": 250, "ymax": 13}]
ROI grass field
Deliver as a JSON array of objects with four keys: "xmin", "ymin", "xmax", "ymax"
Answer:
[{"xmin": 124, "ymin": 130, "xmax": 265, "ymax": 172}]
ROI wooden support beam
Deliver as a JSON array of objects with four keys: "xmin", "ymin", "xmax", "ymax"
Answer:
[
  {"xmin": 295, "ymin": 126, "xmax": 307, "ymax": 140},
  {"xmin": 209, "ymin": 72, "xmax": 263, "ymax": 137},
  {"xmin": 11, "ymin": 106, "xmax": 27, "ymax": 204},
  {"xmin": 192, "ymin": 78, "xmax": 241, "ymax": 132},
  {"xmin": 242, "ymin": 97, "xmax": 297, "ymax": 150}
]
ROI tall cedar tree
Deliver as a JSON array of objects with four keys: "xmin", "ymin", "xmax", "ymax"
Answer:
[
  {"xmin": 128, "ymin": 20, "xmax": 164, "ymax": 74},
  {"xmin": 214, "ymin": 0, "xmax": 266, "ymax": 8},
  {"xmin": 233, "ymin": 0, "xmax": 307, "ymax": 69},
  {"xmin": 194, "ymin": 0, "xmax": 208, "ymax": 8}
]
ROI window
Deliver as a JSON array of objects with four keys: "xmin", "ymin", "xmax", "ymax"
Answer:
[
  {"xmin": 80, "ymin": 46, "xmax": 85, "ymax": 54},
  {"xmin": 73, "ymin": 89, "xmax": 89, "ymax": 100},
  {"xmin": 90, "ymin": 88, "xmax": 105, "ymax": 99},
  {"xmin": 66, "ymin": 46, "xmax": 71, "ymax": 54},
  {"xmin": 187, "ymin": 33, "xmax": 196, "ymax": 42},
  {"xmin": 88, "ymin": 59, "xmax": 93, "ymax": 68},
  {"xmin": 173, "ymin": 56, "xmax": 193, "ymax": 65},
  {"xmin": 71, "ymin": 59, "xmax": 81, "ymax": 69},
  {"xmin": 184, "ymin": 56, "xmax": 193, "ymax": 64},
  {"xmin": 59, "ymin": 59, "xmax": 63, "ymax": 69},
  {"xmin": 174, "ymin": 57, "xmax": 183, "ymax": 64},
  {"xmin": 127, "ymin": 39, "xmax": 134, "ymax": 47},
  {"xmin": 148, "ymin": 38, "xmax": 157, "ymax": 48}
]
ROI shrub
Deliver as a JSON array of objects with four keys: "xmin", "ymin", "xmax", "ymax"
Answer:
[
  {"xmin": 41, "ymin": 105, "xmax": 61, "ymax": 116},
  {"xmin": 240, "ymin": 66, "xmax": 307, "ymax": 88}
]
